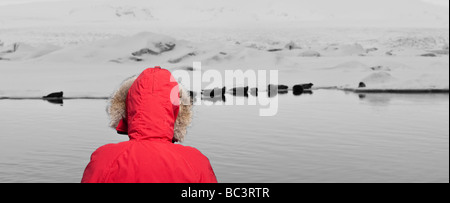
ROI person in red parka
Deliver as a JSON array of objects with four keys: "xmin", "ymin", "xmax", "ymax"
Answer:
[{"xmin": 81, "ymin": 67, "xmax": 217, "ymax": 183}]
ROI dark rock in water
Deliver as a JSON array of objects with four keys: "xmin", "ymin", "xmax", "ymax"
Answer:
[
  {"xmin": 231, "ymin": 87, "xmax": 249, "ymax": 97},
  {"xmin": 214, "ymin": 87, "xmax": 226, "ymax": 98},
  {"xmin": 420, "ymin": 53, "xmax": 437, "ymax": 57},
  {"xmin": 203, "ymin": 87, "xmax": 226, "ymax": 98},
  {"xmin": 294, "ymin": 83, "xmax": 314, "ymax": 90},
  {"xmin": 278, "ymin": 89, "xmax": 289, "ymax": 95},
  {"xmin": 293, "ymin": 85, "xmax": 304, "ymax": 95},
  {"xmin": 202, "ymin": 95, "xmax": 226, "ymax": 103},
  {"xmin": 268, "ymin": 84, "xmax": 289, "ymax": 97},
  {"xmin": 187, "ymin": 91, "xmax": 198, "ymax": 104},
  {"xmin": 268, "ymin": 84, "xmax": 288, "ymax": 92},
  {"xmin": 46, "ymin": 98, "xmax": 63, "ymax": 105},
  {"xmin": 43, "ymin": 91, "xmax": 64, "ymax": 99},
  {"xmin": 250, "ymin": 88, "xmax": 258, "ymax": 97},
  {"xmin": 267, "ymin": 49, "xmax": 283, "ymax": 52},
  {"xmin": 359, "ymin": 82, "xmax": 367, "ymax": 88},
  {"xmin": 303, "ymin": 90, "xmax": 313, "ymax": 94},
  {"xmin": 302, "ymin": 83, "xmax": 314, "ymax": 90},
  {"xmin": 293, "ymin": 91, "xmax": 303, "ymax": 96},
  {"xmin": 294, "ymin": 89, "xmax": 314, "ymax": 96},
  {"xmin": 268, "ymin": 90, "xmax": 278, "ymax": 98},
  {"xmin": 188, "ymin": 91, "xmax": 197, "ymax": 99}
]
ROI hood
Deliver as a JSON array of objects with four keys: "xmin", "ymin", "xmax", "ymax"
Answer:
[{"xmin": 107, "ymin": 67, "xmax": 192, "ymax": 142}]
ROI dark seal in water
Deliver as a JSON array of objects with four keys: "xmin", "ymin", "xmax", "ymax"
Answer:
[{"xmin": 43, "ymin": 91, "xmax": 64, "ymax": 99}]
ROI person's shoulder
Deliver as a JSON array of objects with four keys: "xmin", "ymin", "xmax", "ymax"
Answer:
[
  {"xmin": 173, "ymin": 144, "xmax": 212, "ymax": 164},
  {"xmin": 173, "ymin": 144, "xmax": 206, "ymax": 156},
  {"xmin": 90, "ymin": 141, "xmax": 132, "ymax": 160}
]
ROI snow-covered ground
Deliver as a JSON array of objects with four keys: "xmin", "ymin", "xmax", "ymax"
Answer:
[{"xmin": 0, "ymin": 0, "xmax": 448, "ymax": 97}]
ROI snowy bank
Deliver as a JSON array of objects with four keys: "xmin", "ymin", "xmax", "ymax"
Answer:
[{"xmin": 0, "ymin": 31, "xmax": 449, "ymax": 98}]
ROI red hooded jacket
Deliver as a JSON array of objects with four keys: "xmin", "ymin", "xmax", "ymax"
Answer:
[{"xmin": 82, "ymin": 67, "xmax": 217, "ymax": 183}]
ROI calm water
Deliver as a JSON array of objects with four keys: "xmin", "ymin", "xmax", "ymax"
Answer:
[{"xmin": 0, "ymin": 90, "xmax": 448, "ymax": 183}]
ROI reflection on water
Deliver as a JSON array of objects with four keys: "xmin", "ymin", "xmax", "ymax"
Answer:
[
  {"xmin": 0, "ymin": 90, "xmax": 448, "ymax": 183},
  {"xmin": 45, "ymin": 99, "xmax": 64, "ymax": 106},
  {"xmin": 358, "ymin": 92, "xmax": 449, "ymax": 106}
]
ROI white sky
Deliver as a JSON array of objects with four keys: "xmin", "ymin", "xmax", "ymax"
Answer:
[
  {"xmin": 0, "ymin": 0, "xmax": 68, "ymax": 6},
  {"xmin": 0, "ymin": 0, "xmax": 449, "ymax": 7},
  {"xmin": 422, "ymin": 0, "xmax": 449, "ymax": 7}
]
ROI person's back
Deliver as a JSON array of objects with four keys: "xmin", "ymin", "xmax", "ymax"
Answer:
[{"xmin": 82, "ymin": 67, "xmax": 217, "ymax": 183}]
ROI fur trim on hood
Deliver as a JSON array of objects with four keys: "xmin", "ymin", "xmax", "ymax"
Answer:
[{"xmin": 107, "ymin": 75, "xmax": 192, "ymax": 142}]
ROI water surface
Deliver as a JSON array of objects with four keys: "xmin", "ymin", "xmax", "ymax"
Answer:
[{"xmin": 0, "ymin": 90, "xmax": 448, "ymax": 183}]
